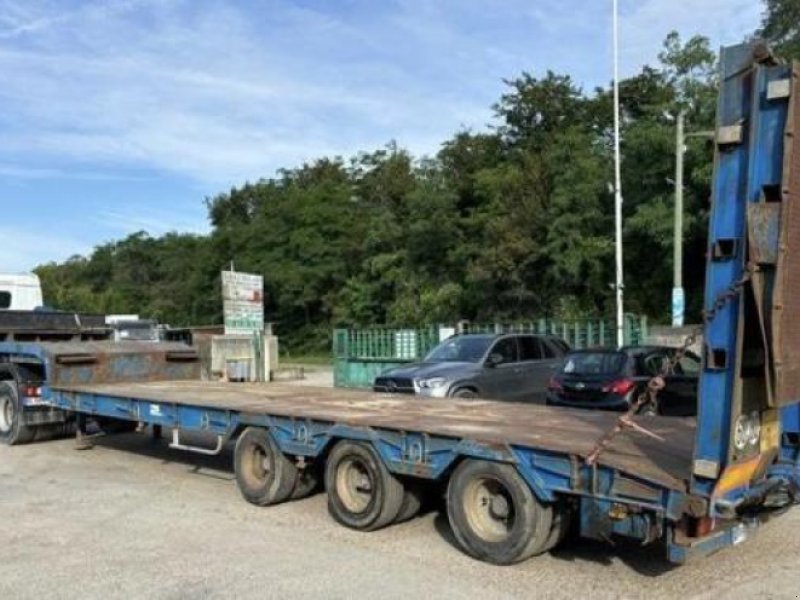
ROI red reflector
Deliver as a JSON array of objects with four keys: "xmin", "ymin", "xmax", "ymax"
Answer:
[
  {"xmin": 695, "ymin": 516, "xmax": 716, "ymax": 538},
  {"xmin": 604, "ymin": 379, "xmax": 635, "ymax": 395},
  {"xmin": 23, "ymin": 386, "xmax": 41, "ymax": 397},
  {"xmin": 548, "ymin": 376, "xmax": 563, "ymax": 392}
]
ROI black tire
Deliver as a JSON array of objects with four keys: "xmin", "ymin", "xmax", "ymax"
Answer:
[
  {"xmin": 325, "ymin": 440, "xmax": 404, "ymax": 531},
  {"xmin": 541, "ymin": 503, "xmax": 572, "ymax": 553},
  {"xmin": 234, "ymin": 427, "xmax": 298, "ymax": 506},
  {"xmin": 395, "ymin": 480, "xmax": 424, "ymax": 524},
  {"xmin": 290, "ymin": 462, "xmax": 321, "ymax": 500},
  {"xmin": 33, "ymin": 422, "xmax": 75, "ymax": 444},
  {"xmin": 452, "ymin": 388, "xmax": 478, "ymax": 399},
  {"xmin": 447, "ymin": 459, "xmax": 553, "ymax": 565},
  {"xmin": 0, "ymin": 380, "xmax": 36, "ymax": 446}
]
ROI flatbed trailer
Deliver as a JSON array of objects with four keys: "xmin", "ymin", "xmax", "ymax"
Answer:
[
  {"xmin": 2, "ymin": 342, "xmax": 705, "ymax": 564},
  {"xmin": 2, "ymin": 41, "xmax": 800, "ymax": 566},
  {"xmin": 0, "ymin": 310, "xmax": 109, "ymax": 342}
]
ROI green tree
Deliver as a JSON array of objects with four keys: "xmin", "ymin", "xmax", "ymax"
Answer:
[
  {"xmin": 36, "ymin": 29, "xmax": 728, "ymax": 351},
  {"xmin": 760, "ymin": 0, "xmax": 800, "ymax": 58}
]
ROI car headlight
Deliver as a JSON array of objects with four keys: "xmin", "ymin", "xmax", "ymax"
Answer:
[
  {"xmin": 733, "ymin": 412, "xmax": 761, "ymax": 451},
  {"xmin": 417, "ymin": 377, "xmax": 448, "ymax": 389}
]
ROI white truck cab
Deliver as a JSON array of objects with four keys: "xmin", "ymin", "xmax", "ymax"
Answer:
[{"xmin": 0, "ymin": 274, "xmax": 44, "ymax": 311}]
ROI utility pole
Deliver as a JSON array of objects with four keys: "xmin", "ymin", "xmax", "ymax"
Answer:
[
  {"xmin": 612, "ymin": 0, "xmax": 624, "ymax": 348},
  {"xmin": 672, "ymin": 110, "xmax": 685, "ymax": 327},
  {"xmin": 671, "ymin": 112, "xmax": 714, "ymax": 328}
]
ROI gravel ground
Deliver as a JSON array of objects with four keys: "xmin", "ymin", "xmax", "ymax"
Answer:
[{"xmin": 1, "ymin": 432, "xmax": 799, "ymax": 600}]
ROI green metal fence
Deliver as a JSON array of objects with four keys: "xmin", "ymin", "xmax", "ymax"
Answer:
[
  {"xmin": 333, "ymin": 327, "xmax": 441, "ymax": 389},
  {"xmin": 333, "ymin": 315, "xmax": 649, "ymax": 389},
  {"xmin": 460, "ymin": 315, "xmax": 649, "ymax": 350}
]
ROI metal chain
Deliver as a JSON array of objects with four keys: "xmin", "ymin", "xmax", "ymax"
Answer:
[{"xmin": 585, "ymin": 262, "xmax": 758, "ymax": 466}]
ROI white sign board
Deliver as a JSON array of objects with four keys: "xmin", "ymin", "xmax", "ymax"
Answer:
[{"xmin": 222, "ymin": 271, "xmax": 264, "ymax": 335}]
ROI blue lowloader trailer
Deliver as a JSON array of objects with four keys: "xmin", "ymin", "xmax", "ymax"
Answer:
[{"xmin": 3, "ymin": 41, "xmax": 800, "ymax": 566}]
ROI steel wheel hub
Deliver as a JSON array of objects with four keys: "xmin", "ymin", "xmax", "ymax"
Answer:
[{"xmin": 464, "ymin": 477, "xmax": 516, "ymax": 543}]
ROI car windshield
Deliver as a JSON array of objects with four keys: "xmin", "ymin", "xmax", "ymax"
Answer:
[
  {"xmin": 561, "ymin": 352, "xmax": 626, "ymax": 376},
  {"xmin": 425, "ymin": 336, "xmax": 493, "ymax": 363}
]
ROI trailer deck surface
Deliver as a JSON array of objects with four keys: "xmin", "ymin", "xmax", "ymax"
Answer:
[{"xmin": 52, "ymin": 381, "xmax": 696, "ymax": 491}]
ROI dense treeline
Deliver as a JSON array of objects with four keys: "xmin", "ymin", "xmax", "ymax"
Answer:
[{"xmin": 36, "ymin": 9, "xmax": 800, "ymax": 353}]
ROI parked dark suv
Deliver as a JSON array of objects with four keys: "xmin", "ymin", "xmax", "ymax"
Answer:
[
  {"xmin": 373, "ymin": 333, "xmax": 570, "ymax": 402},
  {"xmin": 545, "ymin": 346, "xmax": 701, "ymax": 416}
]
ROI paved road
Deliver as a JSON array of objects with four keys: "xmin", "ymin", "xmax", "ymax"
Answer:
[{"xmin": 1, "ymin": 433, "xmax": 798, "ymax": 600}]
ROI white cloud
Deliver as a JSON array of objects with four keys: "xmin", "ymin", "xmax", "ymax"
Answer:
[
  {"xmin": 93, "ymin": 207, "xmax": 209, "ymax": 237},
  {"xmin": 0, "ymin": 163, "xmax": 151, "ymax": 181},
  {"xmin": 0, "ymin": 0, "xmax": 764, "ymax": 193},
  {"xmin": 620, "ymin": 0, "xmax": 763, "ymax": 73},
  {"xmin": 0, "ymin": 2, "xmax": 401, "ymax": 184}
]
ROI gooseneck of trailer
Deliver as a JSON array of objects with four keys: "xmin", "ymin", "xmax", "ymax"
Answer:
[{"xmin": 1, "ymin": 41, "xmax": 800, "ymax": 566}]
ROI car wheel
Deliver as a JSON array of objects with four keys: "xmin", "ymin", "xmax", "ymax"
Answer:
[{"xmin": 452, "ymin": 388, "xmax": 477, "ymax": 399}]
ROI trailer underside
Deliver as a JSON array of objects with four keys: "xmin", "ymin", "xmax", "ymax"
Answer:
[{"xmin": 51, "ymin": 381, "xmax": 695, "ymax": 492}]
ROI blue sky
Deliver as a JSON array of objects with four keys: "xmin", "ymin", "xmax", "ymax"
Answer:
[{"xmin": 0, "ymin": 0, "xmax": 762, "ymax": 271}]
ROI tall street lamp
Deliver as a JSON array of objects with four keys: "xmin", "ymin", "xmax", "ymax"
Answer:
[{"xmin": 612, "ymin": 0, "xmax": 624, "ymax": 347}]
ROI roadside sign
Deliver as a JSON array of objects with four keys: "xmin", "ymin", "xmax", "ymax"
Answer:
[
  {"xmin": 222, "ymin": 271, "xmax": 264, "ymax": 335},
  {"xmin": 672, "ymin": 287, "xmax": 685, "ymax": 328}
]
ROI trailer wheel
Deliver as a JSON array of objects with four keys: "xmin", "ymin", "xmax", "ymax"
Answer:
[
  {"xmin": 541, "ymin": 503, "xmax": 572, "ymax": 553},
  {"xmin": 325, "ymin": 441, "xmax": 404, "ymax": 531},
  {"xmin": 447, "ymin": 459, "xmax": 553, "ymax": 565},
  {"xmin": 290, "ymin": 463, "xmax": 321, "ymax": 500},
  {"xmin": 0, "ymin": 381, "xmax": 35, "ymax": 446},
  {"xmin": 234, "ymin": 427, "xmax": 298, "ymax": 506},
  {"xmin": 395, "ymin": 481, "xmax": 424, "ymax": 524}
]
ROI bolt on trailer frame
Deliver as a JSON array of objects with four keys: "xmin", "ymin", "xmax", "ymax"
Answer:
[{"xmin": 1, "ymin": 41, "xmax": 800, "ymax": 566}]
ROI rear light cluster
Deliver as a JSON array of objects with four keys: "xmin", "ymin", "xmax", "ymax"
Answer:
[
  {"xmin": 602, "ymin": 379, "xmax": 635, "ymax": 395},
  {"xmin": 548, "ymin": 376, "xmax": 563, "ymax": 392},
  {"xmin": 23, "ymin": 386, "xmax": 42, "ymax": 397}
]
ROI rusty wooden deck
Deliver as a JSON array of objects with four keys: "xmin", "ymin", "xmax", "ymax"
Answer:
[{"xmin": 54, "ymin": 381, "xmax": 696, "ymax": 491}]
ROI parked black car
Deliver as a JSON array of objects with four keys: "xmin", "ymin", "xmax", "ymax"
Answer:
[
  {"xmin": 545, "ymin": 346, "xmax": 700, "ymax": 416},
  {"xmin": 374, "ymin": 333, "xmax": 570, "ymax": 402}
]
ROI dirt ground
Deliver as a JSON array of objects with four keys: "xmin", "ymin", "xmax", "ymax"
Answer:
[{"xmin": 1, "ymin": 430, "xmax": 799, "ymax": 600}]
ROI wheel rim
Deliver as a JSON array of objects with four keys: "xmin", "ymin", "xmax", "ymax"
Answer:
[
  {"xmin": 336, "ymin": 456, "xmax": 374, "ymax": 514},
  {"xmin": 0, "ymin": 394, "xmax": 13, "ymax": 434},
  {"xmin": 243, "ymin": 442, "xmax": 272, "ymax": 486},
  {"xmin": 463, "ymin": 476, "xmax": 516, "ymax": 543}
]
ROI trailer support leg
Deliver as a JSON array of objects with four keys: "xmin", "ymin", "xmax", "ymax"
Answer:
[{"xmin": 74, "ymin": 414, "xmax": 94, "ymax": 451}]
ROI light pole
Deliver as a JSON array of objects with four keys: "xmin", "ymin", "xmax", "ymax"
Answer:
[
  {"xmin": 672, "ymin": 110, "xmax": 686, "ymax": 327},
  {"xmin": 612, "ymin": 0, "xmax": 624, "ymax": 348},
  {"xmin": 671, "ymin": 111, "xmax": 714, "ymax": 327}
]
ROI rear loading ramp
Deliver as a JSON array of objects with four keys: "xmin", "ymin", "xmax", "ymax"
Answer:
[
  {"xmin": 49, "ymin": 380, "xmax": 695, "ymax": 492},
  {"xmin": 693, "ymin": 43, "xmax": 800, "ymax": 511}
]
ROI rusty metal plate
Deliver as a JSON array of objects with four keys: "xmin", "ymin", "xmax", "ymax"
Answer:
[
  {"xmin": 748, "ymin": 203, "xmax": 781, "ymax": 265},
  {"xmin": 53, "ymin": 380, "xmax": 696, "ymax": 492},
  {"xmin": 42, "ymin": 341, "xmax": 200, "ymax": 386},
  {"xmin": 773, "ymin": 62, "xmax": 800, "ymax": 405}
]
